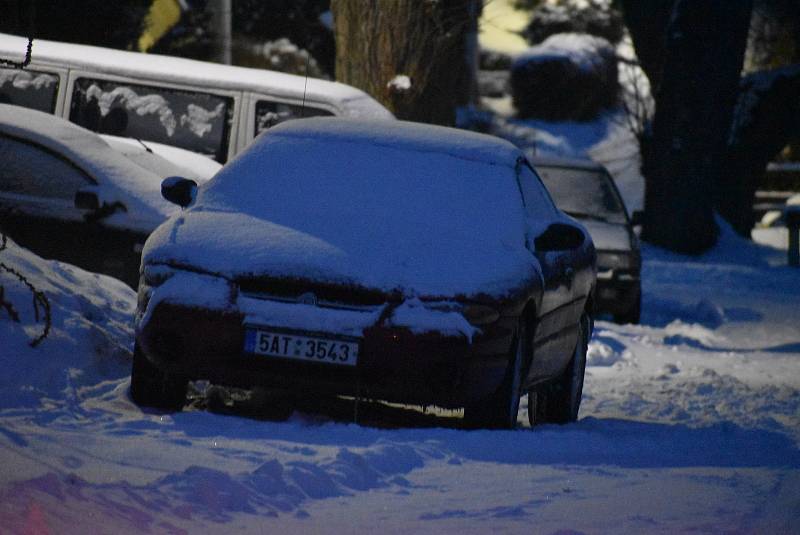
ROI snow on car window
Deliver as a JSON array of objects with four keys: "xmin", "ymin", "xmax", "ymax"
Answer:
[
  {"xmin": 0, "ymin": 67, "xmax": 59, "ymax": 113},
  {"xmin": 254, "ymin": 100, "xmax": 333, "ymax": 137},
  {"xmin": 538, "ymin": 166, "xmax": 627, "ymax": 224},
  {"xmin": 0, "ymin": 134, "xmax": 93, "ymax": 199},
  {"xmin": 69, "ymin": 78, "xmax": 233, "ymax": 163}
]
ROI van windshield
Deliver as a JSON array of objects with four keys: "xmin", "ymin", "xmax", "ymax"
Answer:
[
  {"xmin": 69, "ymin": 77, "xmax": 233, "ymax": 162},
  {"xmin": 0, "ymin": 67, "xmax": 60, "ymax": 113}
]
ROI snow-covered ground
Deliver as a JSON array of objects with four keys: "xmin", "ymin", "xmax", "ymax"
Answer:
[{"xmin": 1, "ymin": 220, "xmax": 798, "ymax": 534}]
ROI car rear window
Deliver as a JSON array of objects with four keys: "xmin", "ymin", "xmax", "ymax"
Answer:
[
  {"xmin": 0, "ymin": 67, "xmax": 60, "ymax": 113},
  {"xmin": 69, "ymin": 77, "xmax": 234, "ymax": 163},
  {"xmin": 537, "ymin": 165, "xmax": 628, "ymax": 224}
]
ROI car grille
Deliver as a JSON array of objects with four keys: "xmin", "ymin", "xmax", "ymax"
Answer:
[{"xmin": 236, "ymin": 276, "xmax": 397, "ymax": 311}]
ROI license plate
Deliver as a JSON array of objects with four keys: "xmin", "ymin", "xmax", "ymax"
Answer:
[{"xmin": 244, "ymin": 327, "xmax": 359, "ymax": 366}]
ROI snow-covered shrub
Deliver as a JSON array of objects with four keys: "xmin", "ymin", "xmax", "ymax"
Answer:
[
  {"xmin": 234, "ymin": 38, "xmax": 328, "ymax": 79},
  {"xmin": 522, "ymin": 0, "xmax": 625, "ymax": 46},
  {"xmin": 510, "ymin": 33, "xmax": 619, "ymax": 121}
]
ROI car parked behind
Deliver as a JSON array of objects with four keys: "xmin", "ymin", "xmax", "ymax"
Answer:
[
  {"xmin": 0, "ymin": 32, "xmax": 393, "ymax": 164},
  {"xmin": 0, "ymin": 103, "xmax": 201, "ymax": 288},
  {"xmin": 532, "ymin": 156, "xmax": 641, "ymax": 324},
  {"xmin": 134, "ymin": 118, "xmax": 596, "ymax": 429}
]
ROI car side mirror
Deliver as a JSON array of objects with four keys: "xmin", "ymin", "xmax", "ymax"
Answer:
[
  {"xmin": 161, "ymin": 176, "xmax": 198, "ymax": 208},
  {"xmin": 535, "ymin": 223, "xmax": 585, "ymax": 252},
  {"xmin": 630, "ymin": 210, "xmax": 644, "ymax": 226},
  {"xmin": 74, "ymin": 189, "xmax": 100, "ymax": 211}
]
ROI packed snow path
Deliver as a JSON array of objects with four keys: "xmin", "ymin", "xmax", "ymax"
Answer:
[{"xmin": 0, "ymin": 228, "xmax": 798, "ymax": 534}]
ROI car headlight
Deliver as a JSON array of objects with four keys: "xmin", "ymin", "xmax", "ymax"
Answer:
[
  {"xmin": 422, "ymin": 301, "xmax": 500, "ymax": 327},
  {"xmin": 137, "ymin": 264, "xmax": 179, "ymax": 315},
  {"xmin": 461, "ymin": 304, "xmax": 500, "ymax": 326}
]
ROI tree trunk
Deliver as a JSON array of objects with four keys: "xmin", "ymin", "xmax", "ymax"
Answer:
[
  {"xmin": 640, "ymin": 0, "xmax": 752, "ymax": 253},
  {"xmin": 718, "ymin": 64, "xmax": 800, "ymax": 235},
  {"xmin": 619, "ymin": 0, "xmax": 675, "ymax": 93},
  {"xmin": 331, "ymin": 0, "xmax": 476, "ymax": 125}
]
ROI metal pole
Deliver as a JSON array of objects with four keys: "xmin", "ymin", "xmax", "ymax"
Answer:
[
  {"xmin": 210, "ymin": 0, "xmax": 232, "ymax": 65},
  {"xmin": 786, "ymin": 206, "xmax": 800, "ymax": 267}
]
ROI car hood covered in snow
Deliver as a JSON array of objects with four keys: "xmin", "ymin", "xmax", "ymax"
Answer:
[{"xmin": 143, "ymin": 119, "xmax": 540, "ymax": 299}]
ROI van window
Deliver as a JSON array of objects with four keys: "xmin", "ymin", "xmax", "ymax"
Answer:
[
  {"xmin": 70, "ymin": 78, "xmax": 234, "ymax": 162},
  {"xmin": 254, "ymin": 99, "xmax": 334, "ymax": 137},
  {"xmin": 0, "ymin": 67, "xmax": 60, "ymax": 113}
]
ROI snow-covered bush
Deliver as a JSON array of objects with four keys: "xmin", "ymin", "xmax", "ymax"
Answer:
[
  {"xmin": 510, "ymin": 33, "xmax": 619, "ymax": 121},
  {"xmin": 234, "ymin": 38, "xmax": 328, "ymax": 79},
  {"xmin": 522, "ymin": 0, "xmax": 624, "ymax": 46}
]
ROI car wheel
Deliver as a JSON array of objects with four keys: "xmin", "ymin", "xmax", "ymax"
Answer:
[
  {"xmin": 613, "ymin": 289, "xmax": 641, "ymax": 325},
  {"xmin": 130, "ymin": 342, "xmax": 188, "ymax": 411},
  {"xmin": 464, "ymin": 321, "xmax": 526, "ymax": 430},
  {"xmin": 528, "ymin": 313, "xmax": 589, "ymax": 426}
]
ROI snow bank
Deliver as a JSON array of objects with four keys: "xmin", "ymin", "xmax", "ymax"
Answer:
[{"xmin": 0, "ymin": 237, "xmax": 135, "ymax": 408}]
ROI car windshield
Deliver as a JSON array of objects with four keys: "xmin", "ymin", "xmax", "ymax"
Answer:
[
  {"xmin": 200, "ymin": 131, "xmax": 527, "ymax": 272},
  {"xmin": 537, "ymin": 165, "xmax": 628, "ymax": 224}
]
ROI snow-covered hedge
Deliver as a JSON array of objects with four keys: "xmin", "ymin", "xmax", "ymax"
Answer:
[
  {"xmin": 521, "ymin": 0, "xmax": 624, "ymax": 46},
  {"xmin": 510, "ymin": 33, "xmax": 619, "ymax": 121}
]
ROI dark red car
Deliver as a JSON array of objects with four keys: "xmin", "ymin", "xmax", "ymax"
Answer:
[{"xmin": 132, "ymin": 118, "xmax": 596, "ymax": 429}]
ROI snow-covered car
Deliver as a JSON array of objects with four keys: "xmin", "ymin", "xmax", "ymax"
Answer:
[
  {"xmin": 533, "ymin": 156, "xmax": 642, "ymax": 324},
  {"xmin": 100, "ymin": 135, "xmax": 221, "ymax": 184},
  {"xmin": 133, "ymin": 118, "xmax": 596, "ymax": 429},
  {"xmin": 0, "ymin": 104, "xmax": 187, "ymax": 288}
]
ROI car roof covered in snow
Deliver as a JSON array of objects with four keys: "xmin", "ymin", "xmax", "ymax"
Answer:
[
  {"xmin": 0, "ymin": 103, "xmax": 176, "ymax": 226},
  {"xmin": 249, "ymin": 117, "xmax": 525, "ymax": 168},
  {"xmin": 0, "ymin": 33, "xmax": 393, "ymax": 120}
]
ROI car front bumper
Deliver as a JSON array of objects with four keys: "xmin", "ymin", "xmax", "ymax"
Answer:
[
  {"xmin": 595, "ymin": 269, "xmax": 640, "ymax": 315},
  {"xmin": 136, "ymin": 301, "xmax": 518, "ymax": 409}
]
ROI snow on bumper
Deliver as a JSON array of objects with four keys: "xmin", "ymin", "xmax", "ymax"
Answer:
[{"xmin": 135, "ymin": 270, "xmax": 508, "ymax": 406}]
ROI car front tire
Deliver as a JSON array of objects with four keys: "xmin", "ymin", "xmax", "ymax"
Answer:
[
  {"xmin": 528, "ymin": 313, "xmax": 589, "ymax": 426},
  {"xmin": 130, "ymin": 342, "xmax": 188, "ymax": 411},
  {"xmin": 464, "ymin": 321, "xmax": 526, "ymax": 430}
]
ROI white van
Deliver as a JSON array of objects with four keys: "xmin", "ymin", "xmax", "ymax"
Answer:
[{"xmin": 0, "ymin": 33, "xmax": 393, "ymax": 163}]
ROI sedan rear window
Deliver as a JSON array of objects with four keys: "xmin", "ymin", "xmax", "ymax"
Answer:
[
  {"xmin": 0, "ymin": 67, "xmax": 60, "ymax": 113},
  {"xmin": 69, "ymin": 77, "xmax": 234, "ymax": 163}
]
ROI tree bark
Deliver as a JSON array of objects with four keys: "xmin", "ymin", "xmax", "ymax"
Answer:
[
  {"xmin": 640, "ymin": 0, "xmax": 752, "ymax": 253},
  {"xmin": 331, "ymin": 0, "xmax": 476, "ymax": 125},
  {"xmin": 718, "ymin": 64, "xmax": 800, "ymax": 234},
  {"xmin": 619, "ymin": 0, "xmax": 675, "ymax": 93}
]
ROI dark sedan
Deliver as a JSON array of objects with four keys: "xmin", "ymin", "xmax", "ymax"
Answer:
[
  {"xmin": 132, "ymin": 118, "xmax": 596, "ymax": 429},
  {"xmin": 533, "ymin": 156, "xmax": 641, "ymax": 324}
]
